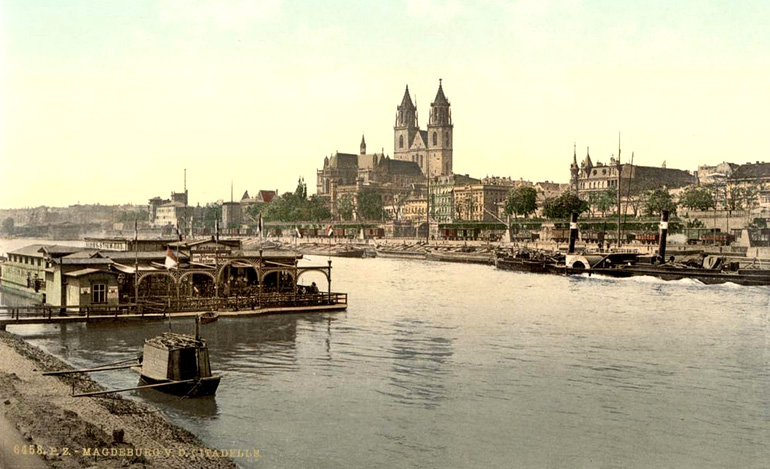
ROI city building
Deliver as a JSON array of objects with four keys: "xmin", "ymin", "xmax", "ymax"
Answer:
[
  {"xmin": 728, "ymin": 162, "xmax": 770, "ymax": 216},
  {"xmin": 429, "ymin": 174, "xmax": 481, "ymax": 223},
  {"xmin": 149, "ymin": 190, "xmax": 191, "ymax": 229},
  {"xmin": 454, "ymin": 177, "xmax": 518, "ymax": 222},
  {"xmin": 570, "ymin": 146, "xmax": 696, "ymax": 198},
  {"xmin": 695, "ymin": 162, "xmax": 737, "ymax": 185}
]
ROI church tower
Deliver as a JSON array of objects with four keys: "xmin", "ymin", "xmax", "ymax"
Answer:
[
  {"xmin": 570, "ymin": 143, "xmax": 579, "ymax": 193},
  {"xmin": 394, "ymin": 85, "xmax": 418, "ymax": 162},
  {"xmin": 360, "ymin": 133, "xmax": 366, "ymax": 155},
  {"xmin": 427, "ymin": 79, "xmax": 453, "ymax": 177}
]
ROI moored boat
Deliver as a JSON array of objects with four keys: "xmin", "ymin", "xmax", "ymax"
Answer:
[
  {"xmin": 427, "ymin": 248, "xmax": 494, "ymax": 265},
  {"xmin": 494, "ymin": 249, "xmax": 561, "ymax": 273},
  {"xmin": 199, "ymin": 311, "xmax": 219, "ymax": 324},
  {"xmin": 131, "ymin": 325, "xmax": 221, "ymax": 397}
]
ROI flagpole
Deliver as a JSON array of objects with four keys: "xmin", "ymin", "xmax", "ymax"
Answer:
[{"xmin": 134, "ymin": 218, "xmax": 139, "ymax": 310}]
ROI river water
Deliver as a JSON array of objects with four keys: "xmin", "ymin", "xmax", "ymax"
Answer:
[{"xmin": 2, "ymin": 242, "xmax": 769, "ymax": 468}]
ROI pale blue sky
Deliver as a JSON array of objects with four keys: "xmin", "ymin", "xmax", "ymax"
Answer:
[{"xmin": 2, "ymin": 0, "xmax": 769, "ymax": 207}]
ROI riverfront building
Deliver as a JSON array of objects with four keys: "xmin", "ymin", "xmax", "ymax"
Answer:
[
  {"xmin": 0, "ymin": 239, "xmax": 344, "ymax": 312},
  {"xmin": 570, "ymin": 146, "xmax": 696, "ymax": 197}
]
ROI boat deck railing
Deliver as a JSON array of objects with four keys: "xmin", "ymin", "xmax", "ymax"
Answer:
[
  {"xmin": 0, "ymin": 292, "xmax": 348, "ymax": 324},
  {"xmin": 154, "ymin": 292, "xmax": 348, "ymax": 313}
]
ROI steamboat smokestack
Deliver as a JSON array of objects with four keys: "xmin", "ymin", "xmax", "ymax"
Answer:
[
  {"xmin": 658, "ymin": 210, "xmax": 669, "ymax": 263},
  {"xmin": 568, "ymin": 212, "xmax": 579, "ymax": 254}
]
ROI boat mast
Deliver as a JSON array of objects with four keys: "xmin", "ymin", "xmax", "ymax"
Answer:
[
  {"xmin": 616, "ymin": 132, "xmax": 622, "ymax": 249},
  {"xmin": 426, "ymin": 157, "xmax": 430, "ymax": 244}
]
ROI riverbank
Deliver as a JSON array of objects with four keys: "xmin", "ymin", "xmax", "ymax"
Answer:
[{"xmin": 0, "ymin": 330, "xmax": 237, "ymax": 469}]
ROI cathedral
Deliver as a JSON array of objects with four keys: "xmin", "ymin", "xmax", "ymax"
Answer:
[
  {"xmin": 316, "ymin": 81, "xmax": 455, "ymax": 205},
  {"xmin": 393, "ymin": 80, "xmax": 454, "ymax": 178}
]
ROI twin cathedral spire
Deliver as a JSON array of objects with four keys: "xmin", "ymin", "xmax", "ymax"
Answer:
[{"xmin": 393, "ymin": 80, "xmax": 453, "ymax": 178}]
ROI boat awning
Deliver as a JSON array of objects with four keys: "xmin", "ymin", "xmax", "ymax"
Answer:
[
  {"xmin": 112, "ymin": 263, "xmax": 161, "ymax": 273},
  {"xmin": 65, "ymin": 268, "xmax": 116, "ymax": 278},
  {"xmin": 112, "ymin": 263, "xmax": 136, "ymax": 274}
]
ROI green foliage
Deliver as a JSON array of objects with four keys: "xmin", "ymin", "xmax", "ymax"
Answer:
[
  {"xmin": 357, "ymin": 190, "xmax": 388, "ymax": 221},
  {"xmin": 337, "ymin": 194, "xmax": 355, "ymax": 221},
  {"xmin": 261, "ymin": 192, "xmax": 331, "ymax": 222},
  {"xmin": 684, "ymin": 218, "xmax": 706, "ymax": 228},
  {"xmin": 643, "ymin": 189, "xmax": 677, "ymax": 216},
  {"xmin": 504, "ymin": 186, "xmax": 538, "ymax": 219},
  {"xmin": 245, "ymin": 202, "xmax": 267, "ymax": 221},
  {"xmin": 678, "ymin": 186, "xmax": 715, "ymax": 211},
  {"xmin": 1, "ymin": 217, "xmax": 14, "ymax": 234},
  {"xmin": 202, "ymin": 203, "xmax": 221, "ymax": 230},
  {"xmin": 542, "ymin": 192, "xmax": 589, "ymax": 219},
  {"xmin": 588, "ymin": 188, "xmax": 617, "ymax": 217}
]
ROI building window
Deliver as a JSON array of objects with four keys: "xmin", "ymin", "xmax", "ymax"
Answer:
[
  {"xmin": 399, "ymin": 135, "xmax": 404, "ymax": 149},
  {"xmin": 92, "ymin": 284, "xmax": 106, "ymax": 304},
  {"xmin": 433, "ymin": 132, "xmax": 438, "ymax": 146}
]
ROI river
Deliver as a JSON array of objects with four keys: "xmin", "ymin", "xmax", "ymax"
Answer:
[{"xmin": 1, "ymin": 241, "xmax": 768, "ymax": 468}]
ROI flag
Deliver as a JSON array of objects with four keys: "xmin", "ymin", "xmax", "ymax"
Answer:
[
  {"xmin": 326, "ymin": 225, "xmax": 334, "ymax": 237},
  {"xmin": 295, "ymin": 226, "xmax": 302, "ymax": 238},
  {"xmin": 165, "ymin": 247, "xmax": 178, "ymax": 269}
]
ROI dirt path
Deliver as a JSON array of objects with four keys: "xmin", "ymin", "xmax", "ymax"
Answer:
[{"xmin": 0, "ymin": 331, "xmax": 238, "ymax": 468}]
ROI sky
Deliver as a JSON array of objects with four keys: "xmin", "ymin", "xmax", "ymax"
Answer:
[{"xmin": 1, "ymin": 0, "xmax": 769, "ymax": 208}]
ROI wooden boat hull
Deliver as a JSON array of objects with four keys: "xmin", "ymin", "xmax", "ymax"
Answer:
[
  {"xmin": 609, "ymin": 266, "xmax": 770, "ymax": 286},
  {"xmin": 374, "ymin": 250, "xmax": 427, "ymax": 260},
  {"xmin": 559, "ymin": 264, "xmax": 770, "ymax": 286},
  {"xmin": 137, "ymin": 373, "xmax": 222, "ymax": 397},
  {"xmin": 300, "ymin": 248, "xmax": 366, "ymax": 258},
  {"xmin": 428, "ymin": 251, "xmax": 494, "ymax": 265},
  {"xmin": 199, "ymin": 312, "xmax": 219, "ymax": 324},
  {"xmin": 495, "ymin": 257, "xmax": 554, "ymax": 273}
]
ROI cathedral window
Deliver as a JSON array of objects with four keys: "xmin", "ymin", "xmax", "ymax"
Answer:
[
  {"xmin": 433, "ymin": 132, "xmax": 438, "ymax": 146},
  {"xmin": 399, "ymin": 135, "xmax": 404, "ymax": 149}
]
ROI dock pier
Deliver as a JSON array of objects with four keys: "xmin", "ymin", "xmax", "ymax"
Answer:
[{"xmin": 0, "ymin": 293, "xmax": 348, "ymax": 330}]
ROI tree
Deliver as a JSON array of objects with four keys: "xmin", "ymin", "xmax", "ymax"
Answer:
[
  {"xmin": 1, "ymin": 217, "xmax": 14, "ymax": 235},
  {"xmin": 357, "ymin": 190, "xmax": 388, "ymax": 221},
  {"xmin": 678, "ymin": 186, "xmax": 715, "ymax": 212},
  {"xmin": 202, "ymin": 203, "xmax": 222, "ymax": 231},
  {"xmin": 643, "ymin": 189, "xmax": 677, "ymax": 216},
  {"xmin": 306, "ymin": 195, "xmax": 331, "ymax": 221},
  {"xmin": 337, "ymin": 194, "xmax": 355, "ymax": 221},
  {"xmin": 542, "ymin": 192, "xmax": 589, "ymax": 219},
  {"xmin": 592, "ymin": 188, "xmax": 616, "ymax": 217},
  {"xmin": 504, "ymin": 186, "xmax": 538, "ymax": 219}
]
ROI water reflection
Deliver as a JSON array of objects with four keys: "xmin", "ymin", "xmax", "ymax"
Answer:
[
  {"xmin": 381, "ymin": 318, "xmax": 454, "ymax": 409},
  {"xmin": 133, "ymin": 389, "xmax": 219, "ymax": 419}
]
